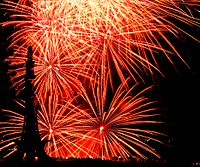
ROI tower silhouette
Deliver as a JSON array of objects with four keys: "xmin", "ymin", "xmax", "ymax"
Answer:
[{"xmin": 17, "ymin": 46, "xmax": 50, "ymax": 162}]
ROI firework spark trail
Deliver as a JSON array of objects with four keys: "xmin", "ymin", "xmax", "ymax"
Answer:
[
  {"xmin": 0, "ymin": 0, "xmax": 199, "ymax": 160},
  {"xmin": 1, "ymin": 0, "xmax": 199, "ymax": 93},
  {"xmin": 0, "ymin": 101, "xmax": 24, "ymax": 158},
  {"xmin": 0, "ymin": 81, "xmax": 166, "ymax": 160},
  {"xmin": 5, "ymin": 44, "xmax": 93, "ymax": 99},
  {"xmin": 36, "ymin": 94, "xmax": 96, "ymax": 158},
  {"xmin": 2, "ymin": 1, "xmax": 96, "ymax": 98},
  {"xmin": 73, "ymin": 77, "xmax": 166, "ymax": 160},
  {"xmin": 0, "ymin": 96, "xmax": 97, "ymax": 159}
]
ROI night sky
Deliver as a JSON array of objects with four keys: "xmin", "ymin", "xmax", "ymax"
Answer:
[{"xmin": 0, "ymin": 2, "xmax": 200, "ymax": 162}]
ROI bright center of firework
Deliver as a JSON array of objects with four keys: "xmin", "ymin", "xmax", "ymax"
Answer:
[
  {"xmin": 49, "ymin": 128, "xmax": 53, "ymax": 134},
  {"xmin": 100, "ymin": 126, "xmax": 104, "ymax": 133}
]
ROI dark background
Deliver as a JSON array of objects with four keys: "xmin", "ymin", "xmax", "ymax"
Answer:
[{"xmin": 0, "ymin": 2, "xmax": 200, "ymax": 162}]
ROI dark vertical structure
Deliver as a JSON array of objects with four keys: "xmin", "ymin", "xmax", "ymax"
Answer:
[{"xmin": 18, "ymin": 46, "xmax": 50, "ymax": 162}]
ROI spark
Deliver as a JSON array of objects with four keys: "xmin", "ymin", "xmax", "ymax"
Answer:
[
  {"xmin": 69, "ymin": 78, "xmax": 166, "ymax": 160},
  {"xmin": 0, "ymin": 0, "xmax": 199, "ymax": 160},
  {"xmin": 1, "ymin": 0, "xmax": 199, "ymax": 91},
  {"xmin": 0, "ymin": 81, "xmax": 166, "ymax": 160}
]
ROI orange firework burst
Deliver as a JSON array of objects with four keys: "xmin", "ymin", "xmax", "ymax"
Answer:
[
  {"xmin": 0, "ymin": 96, "xmax": 91, "ymax": 159},
  {"xmin": 0, "ymin": 0, "xmax": 199, "ymax": 161},
  {"xmin": 1, "ymin": 0, "xmax": 199, "ymax": 91},
  {"xmin": 5, "ymin": 45, "xmax": 92, "ymax": 99},
  {"xmin": 72, "ymin": 77, "xmax": 166, "ymax": 160},
  {"xmin": 0, "ymin": 81, "xmax": 166, "ymax": 160},
  {"xmin": 36, "ymin": 94, "xmax": 93, "ymax": 158}
]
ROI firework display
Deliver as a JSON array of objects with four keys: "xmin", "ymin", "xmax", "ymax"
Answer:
[
  {"xmin": 72, "ymin": 78, "xmax": 166, "ymax": 160},
  {"xmin": 2, "ymin": 0, "xmax": 199, "ymax": 91},
  {"xmin": 0, "ymin": 80, "xmax": 165, "ymax": 160},
  {"xmin": 0, "ymin": 0, "xmax": 199, "ymax": 160}
]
